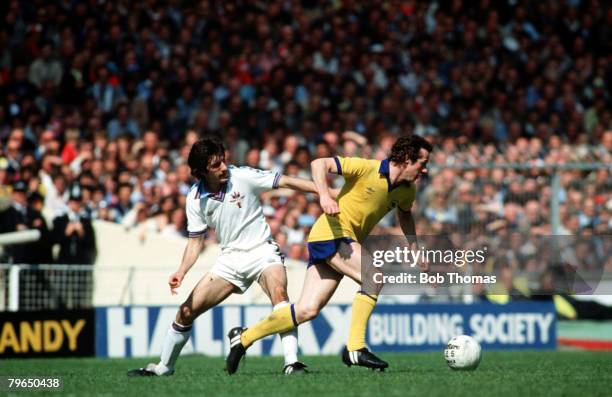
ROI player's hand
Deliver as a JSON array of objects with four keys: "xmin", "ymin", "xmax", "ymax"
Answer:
[
  {"xmin": 409, "ymin": 241, "xmax": 429, "ymax": 272},
  {"xmin": 73, "ymin": 222, "xmax": 84, "ymax": 236},
  {"xmin": 168, "ymin": 272, "xmax": 184, "ymax": 295},
  {"xmin": 320, "ymin": 194, "xmax": 340, "ymax": 215}
]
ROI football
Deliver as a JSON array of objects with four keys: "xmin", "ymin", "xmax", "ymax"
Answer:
[{"xmin": 444, "ymin": 335, "xmax": 482, "ymax": 370}]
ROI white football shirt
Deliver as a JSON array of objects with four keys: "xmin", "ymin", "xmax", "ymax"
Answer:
[{"xmin": 185, "ymin": 166, "xmax": 281, "ymax": 251}]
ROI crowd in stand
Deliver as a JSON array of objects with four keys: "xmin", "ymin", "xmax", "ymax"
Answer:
[{"xmin": 0, "ymin": 0, "xmax": 610, "ymax": 265}]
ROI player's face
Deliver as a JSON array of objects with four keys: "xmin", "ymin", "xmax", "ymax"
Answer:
[
  {"xmin": 402, "ymin": 148, "xmax": 429, "ymax": 182},
  {"xmin": 205, "ymin": 155, "xmax": 229, "ymax": 186}
]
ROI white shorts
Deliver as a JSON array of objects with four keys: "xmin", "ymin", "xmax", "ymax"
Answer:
[{"xmin": 210, "ymin": 241, "xmax": 285, "ymax": 293}]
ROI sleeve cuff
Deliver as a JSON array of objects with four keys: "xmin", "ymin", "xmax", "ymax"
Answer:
[
  {"xmin": 188, "ymin": 229, "xmax": 207, "ymax": 238},
  {"xmin": 272, "ymin": 173, "xmax": 281, "ymax": 189},
  {"xmin": 333, "ymin": 157, "xmax": 342, "ymax": 175}
]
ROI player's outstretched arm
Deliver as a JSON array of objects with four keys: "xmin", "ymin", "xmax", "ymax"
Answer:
[
  {"xmin": 276, "ymin": 175, "xmax": 317, "ymax": 194},
  {"xmin": 169, "ymin": 234, "xmax": 206, "ymax": 295},
  {"xmin": 311, "ymin": 157, "xmax": 340, "ymax": 214},
  {"xmin": 275, "ymin": 175, "xmax": 341, "ymax": 199}
]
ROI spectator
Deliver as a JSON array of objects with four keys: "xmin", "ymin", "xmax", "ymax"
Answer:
[
  {"xmin": 107, "ymin": 103, "xmax": 140, "ymax": 139},
  {"xmin": 28, "ymin": 41, "xmax": 62, "ymax": 89},
  {"xmin": 51, "ymin": 186, "xmax": 97, "ymax": 265},
  {"xmin": 0, "ymin": 180, "xmax": 53, "ymax": 264},
  {"xmin": 89, "ymin": 66, "xmax": 124, "ymax": 115},
  {"xmin": 109, "ymin": 182, "xmax": 134, "ymax": 223}
]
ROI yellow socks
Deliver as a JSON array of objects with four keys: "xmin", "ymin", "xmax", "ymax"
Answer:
[
  {"xmin": 240, "ymin": 293, "xmax": 378, "ymax": 351},
  {"xmin": 347, "ymin": 292, "xmax": 377, "ymax": 351},
  {"xmin": 241, "ymin": 304, "xmax": 298, "ymax": 348}
]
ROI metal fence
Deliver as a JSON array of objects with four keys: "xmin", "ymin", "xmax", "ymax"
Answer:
[{"xmin": 0, "ymin": 264, "xmax": 94, "ymax": 311}]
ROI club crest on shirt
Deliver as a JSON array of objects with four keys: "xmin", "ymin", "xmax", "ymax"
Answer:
[{"xmin": 230, "ymin": 191, "xmax": 245, "ymax": 208}]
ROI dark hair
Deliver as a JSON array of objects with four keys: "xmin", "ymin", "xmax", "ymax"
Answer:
[
  {"xmin": 389, "ymin": 135, "xmax": 433, "ymax": 163},
  {"xmin": 187, "ymin": 137, "xmax": 225, "ymax": 179}
]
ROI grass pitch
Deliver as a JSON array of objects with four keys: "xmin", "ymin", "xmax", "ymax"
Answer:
[{"xmin": 1, "ymin": 351, "xmax": 611, "ymax": 397}]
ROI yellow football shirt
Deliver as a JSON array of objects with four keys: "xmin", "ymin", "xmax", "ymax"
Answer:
[{"xmin": 308, "ymin": 157, "xmax": 416, "ymax": 243}]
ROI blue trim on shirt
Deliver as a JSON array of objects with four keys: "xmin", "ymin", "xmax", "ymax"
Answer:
[
  {"xmin": 378, "ymin": 158, "xmax": 389, "ymax": 174},
  {"xmin": 333, "ymin": 157, "xmax": 342, "ymax": 175},
  {"xmin": 378, "ymin": 158, "xmax": 398, "ymax": 192},
  {"xmin": 188, "ymin": 229, "xmax": 207, "ymax": 238},
  {"xmin": 208, "ymin": 183, "xmax": 227, "ymax": 202},
  {"xmin": 194, "ymin": 182, "xmax": 203, "ymax": 199},
  {"xmin": 272, "ymin": 173, "xmax": 281, "ymax": 189}
]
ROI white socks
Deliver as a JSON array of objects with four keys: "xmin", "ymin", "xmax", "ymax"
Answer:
[
  {"xmin": 155, "ymin": 322, "xmax": 192, "ymax": 375},
  {"xmin": 275, "ymin": 301, "xmax": 299, "ymax": 365}
]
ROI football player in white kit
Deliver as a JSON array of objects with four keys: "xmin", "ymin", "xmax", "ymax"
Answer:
[{"xmin": 128, "ymin": 137, "xmax": 318, "ymax": 376}]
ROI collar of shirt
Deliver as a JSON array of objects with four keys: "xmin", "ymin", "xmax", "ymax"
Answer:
[
  {"xmin": 196, "ymin": 179, "xmax": 229, "ymax": 201},
  {"xmin": 379, "ymin": 158, "xmax": 396, "ymax": 192},
  {"xmin": 379, "ymin": 158, "xmax": 410, "ymax": 192}
]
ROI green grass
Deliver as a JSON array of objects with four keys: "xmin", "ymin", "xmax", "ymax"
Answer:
[{"xmin": 1, "ymin": 351, "xmax": 612, "ymax": 397}]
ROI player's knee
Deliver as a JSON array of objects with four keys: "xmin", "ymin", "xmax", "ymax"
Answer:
[
  {"xmin": 271, "ymin": 286, "xmax": 289, "ymax": 305},
  {"xmin": 371, "ymin": 277, "xmax": 384, "ymax": 294},
  {"xmin": 177, "ymin": 303, "xmax": 196, "ymax": 325},
  {"xmin": 296, "ymin": 303, "xmax": 320, "ymax": 322}
]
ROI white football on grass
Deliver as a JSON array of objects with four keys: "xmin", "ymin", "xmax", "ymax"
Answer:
[{"xmin": 444, "ymin": 335, "xmax": 482, "ymax": 370}]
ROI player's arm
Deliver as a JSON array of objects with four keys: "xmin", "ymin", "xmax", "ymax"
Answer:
[
  {"xmin": 277, "ymin": 175, "xmax": 317, "ymax": 194},
  {"xmin": 276, "ymin": 175, "xmax": 341, "ymax": 199},
  {"xmin": 397, "ymin": 207, "xmax": 428, "ymax": 271},
  {"xmin": 169, "ymin": 233, "xmax": 206, "ymax": 295},
  {"xmin": 311, "ymin": 157, "xmax": 340, "ymax": 214},
  {"xmin": 397, "ymin": 207, "xmax": 416, "ymax": 237}
]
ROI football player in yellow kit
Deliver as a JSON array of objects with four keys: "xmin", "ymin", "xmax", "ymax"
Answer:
[{"xmin": 226, "ymin": 135, "xmax": 432, "ymax": 373}]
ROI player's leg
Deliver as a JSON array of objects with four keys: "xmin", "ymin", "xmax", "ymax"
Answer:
[
  {"xmin": 243, "ymin": 262, "xmax": 342, "ymax": 344},
  {"xmin": 324, "ymin": 238, "xmax": 385, "ymax": 293},
  {"xmin": 329, "ymin": 240, "xmax": 383, "ymax": 351},
  {"xmin": 258, "ymin": 264, "xmax": 290, "ymax": 306},
  {"xmin": 258, "ymin": 264, "xmax": 304, "ymax": 373},
  {"xmin": 226, "ymin": 263, "xmax": 342, "ymax": 374},
  {"xmin": 293, "ymin": 262, "xmax": 344, "ymax": 323},
  {"xmin": 175, "ymin": 272, "xmax": 238, "ymax": 325},
  {"xmin": 128, "ymin": 273, "xmax": 236, "ymax": 376},
  {"xmin": 327, "ymin": 240, "xmax": 388, "ymax": 370}
]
